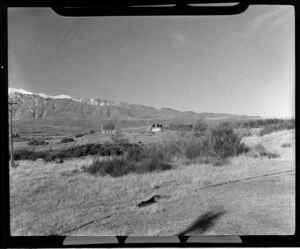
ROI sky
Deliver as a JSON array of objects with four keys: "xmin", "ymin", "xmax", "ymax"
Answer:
[{"xmin": 8, "ymin": 6, "xmax": 295, "ymax": 118}]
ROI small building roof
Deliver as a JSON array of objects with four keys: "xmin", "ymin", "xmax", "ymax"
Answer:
[
  {"xmin": 103, "ymin": 123, "xmax": 117, "ymax": 130},
  {"xmin": 151, "ymin": 123, "xmax": 162, "ymax": 128}
]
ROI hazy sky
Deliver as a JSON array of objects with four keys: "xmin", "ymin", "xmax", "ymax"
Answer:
[{"xmin": 8, "ymin": 6, "xmax": 294, "ymax": 118}]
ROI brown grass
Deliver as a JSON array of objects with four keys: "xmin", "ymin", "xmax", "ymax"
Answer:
[{"xmin": 10, "ymin": 129, "xmax": 295, "ymax": 236}]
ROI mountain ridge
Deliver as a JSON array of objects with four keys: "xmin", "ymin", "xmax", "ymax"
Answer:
[{"xmin": 8, "ymin": 88, "xmax": 260, "ymax": 128}]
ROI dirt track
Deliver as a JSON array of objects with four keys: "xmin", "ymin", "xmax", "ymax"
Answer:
[{"xmin": 180, "ymin": 169, "xmax": 295, "ymax": 235}]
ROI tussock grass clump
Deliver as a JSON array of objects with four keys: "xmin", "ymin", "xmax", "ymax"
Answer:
[
  {"xmin": 249, "ymin": 144, "xmax": 280, "ymax": 159},
  {"xmin": 281, "ymin": 143, "xmax": 292, "ymax": 148},
  {"xmin": 210, "ymin": 157, "xmax": 229, "ymax": 166}
]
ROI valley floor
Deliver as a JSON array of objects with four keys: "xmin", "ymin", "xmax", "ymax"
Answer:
[{"xmin": 10, "ymin": 130, "xmax": 295, "ymax": 235}]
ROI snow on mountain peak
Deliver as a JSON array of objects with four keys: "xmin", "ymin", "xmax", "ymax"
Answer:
[
  {"xmin": 8, "ymin": 88, "xmax": 33, "ymax": 95},
  {"xmin": 36, "ymin": 93, "xmax": 49, "ymax": 98},
  {"xmin": 51, "ymin": 95, "xmax": 72, "ymax": 99},
  {"xmin": 9, "ymin": 88, "xmax": 73, "ymax": 100},
  {"xmin": 8, "ymin": 88, "xmax": 120, "ymax": 107}
]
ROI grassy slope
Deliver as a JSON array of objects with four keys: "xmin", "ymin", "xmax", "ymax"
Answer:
[{"xmin": 10, "ymin": 129, "xmax": 295, "ymax": 235}]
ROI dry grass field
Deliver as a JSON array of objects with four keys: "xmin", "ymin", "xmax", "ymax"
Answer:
[
  {"xmin": 12, "ymin": 127, "xmax": 177, "ymax": 152},
  {"xmin": 10, "ymin": 129, "xmax": 295, "ymax": 236}
]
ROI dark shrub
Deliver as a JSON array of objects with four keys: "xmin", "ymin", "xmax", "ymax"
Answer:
[
  {"xmin": 44, "ymin": 152, "xmax": 56, "ymax": 162},
  {"xmin": 90, "ymin": 130, "xmax": 95, "ymax": 134},
  {"xmin": 84, "ymin": 155, "xmax": 172, "ymax": 177},
  {"xmin": 126, "ymin": 145, "xmax": 144, "ymax": 161},
  {"xmin": 28, "ymin": 139, "xmax": 49, "ymax": 146},
  {"xmin": 193, "ymin": 119, "xmax": 208, "ymax": 136},
  {"xmin": 173, "ymin": 132, "xmax": 209, "ymax": 160},
  {"xmin": 84, "ymin": 157, "xmax": 132, "ymax": 177},
  {"xmin": 237, "ymin": 129, "xmax": 252, "ymax": 137},
  {"xmin": 208, "ymin": 123, "xmax": 249, "ymax": 159},
  {"xmin": 166, "ymin": 121, "xmax": 193, "ymax": 132},
  {"xmin": 12, "ymin": 133, "xmax": 21, "ymax": 138},
  {"xmin": 55, "ymin": 158, "xmax": 64, "ymax": 164},
  {"xmin": 13, "ymin": 149, "xmax": 48, "ymax": 161},
  {"xmin": 118, "ymin": 138, "xmax": 129, "ymax": 144},
  {"xmin": 253, "ymin": 144, "xmax": 280, "ymax": 159},
  {"xmin": 267, "ymin": 152, "xmax": 280, "ymax": 159},
  {"xmin": 14, "ymin": 143, "xmax": 108, "ymax": 161},
  {"xmin": 185, "ymin": 136, "xmax": 210, "ymax": 160},
  {"xmin": 59, "ymin": 137, "xmax": 75, "ymax": 143},
  {"xmin": 235, "ymin": 118, "xmax": 295, "ymax": 129},
  {"xmin": 260, "ymin": 122, "xmax": 295, "ymax": 136},
  {"xmin": 14, "ymin": 149, "xmax": 33, "ymax": 160},
  {"xmin": 75, "ymin": 133, "xmax": 84, "ymax": 138},
  {"xmin": 84, "ymin": 143, "xmax": 172, "ymax": 177}
]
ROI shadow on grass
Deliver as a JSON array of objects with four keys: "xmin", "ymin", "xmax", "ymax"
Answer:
[{"xmin": 178, "ymin": 209, "xmax": 226, "ymax": 236}]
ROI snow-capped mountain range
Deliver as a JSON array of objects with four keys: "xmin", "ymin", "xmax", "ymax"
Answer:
[
  {"xmin": 8, "ymin": 87, "xmax": 257, "ymax": 128},
  {"xmin": 9, "ymin": 88, "xmax": 73, "ymax": 100},
  {"xmin": 9, "ymin": 88, "xmax": 125, "ymax": 107}
]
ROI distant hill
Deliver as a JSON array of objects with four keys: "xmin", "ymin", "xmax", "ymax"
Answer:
[{"xmin": 9, "ymin": 88, "xmax": 260, "ymax": 129}]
